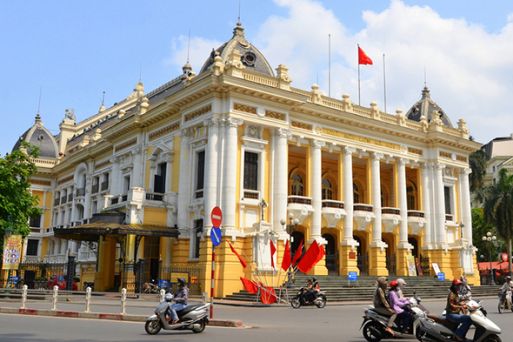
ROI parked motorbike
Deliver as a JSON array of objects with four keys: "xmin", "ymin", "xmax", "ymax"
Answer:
[
  {"xmin": 144, "ymin": 300, "xmax": 210, "ymax": 335},
  {"xmin": 497, "ymin": 289, "xmax": 513, "ymax": 314},
  {"xmin": 414, "ymin": 299, "xmax": 501, "ymax": 342},
  {"xmin": 143, "ymin": 280, "xmax": 160, "ymax": 294},
  {"xmin": 361, "ymin": 292, "xmax": 426, "ymax": 342},
  {"xmin": 290, "ymin": 287, "xmax": 327, "ymax": 309}
]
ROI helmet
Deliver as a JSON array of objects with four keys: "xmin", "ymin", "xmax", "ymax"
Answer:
[
  {"xmin": 396, "ymin": 278, "xmax": 407, "ymax": 286},
  {"xmin": 452, "ymin": 279, "xmax": 462, "ymax": 286},
  {"xmin": 164, "ymin": 293, "xmax": 173, "ymax": 302},
  {"xmin": 177, "ymin": 278, "xmax": 186, "ymax": 285},
  {"xmin": 389, "ymin": 280, "xmax": 399, "ymax": 288},
  {"xmin": 506, "ymin": 276, "xmax": 512, "ymax": 281},
  {"xmin": 312, "ymin": 277, "xmax": 317, "ymax": 282}
]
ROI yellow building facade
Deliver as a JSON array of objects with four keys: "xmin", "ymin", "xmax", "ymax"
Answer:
[{"xmin": 13, "ymin": 22, "xmax": 481, "ymax": 296}]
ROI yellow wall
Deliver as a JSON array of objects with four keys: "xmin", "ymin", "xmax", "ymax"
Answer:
[{"xmin": 143, "ymin": 207, "xmax": 167, "ymax": 226}]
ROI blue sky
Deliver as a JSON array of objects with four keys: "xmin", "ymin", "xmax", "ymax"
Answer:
[{"xmin": 2, "ymin": 0, "xmax": 513, "ymax": 155}]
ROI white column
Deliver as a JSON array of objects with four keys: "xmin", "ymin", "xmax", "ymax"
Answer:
[
  {"xmin": 204, "ymin": 118, "xmax": 219, "ymax": 229},
  {"xmin": 131, "ymin": 147, "xmax": 143, "ymax": 188},
  {"xmin": 222, "ymin": 118, "xmax": 240, "ymax": 231},
  {"xmin": 310, "ymin": 140, "xmax": 325, "ymax": 241},
  {"xmin": 273, "ymin": 128, "xmax": 289, "ymax": 234},
  {"xmin": 371, "ymin": 153, "xmax": 383, "ymax": 244},
  {"xmin": 397, "ymin": 158, "xmax": 409, "ymax": 248},
  {"xmin": 460, "ymin": 168, "xmax": 472, "ymax": 243},
  {"xmin": 343, "ymin": 147, "xmax": 355, "ymax": 244},
  {"xmin": 111, "ymin": 158, "xmax": 120, "ymax": 195},
  {"xmin": 421, "ymin": 163, "xmax": 432, "ymax": 248},
  {"xmin": 177, "ymin": 129, "xmax": 191, "ymax": 232},
  {"xmin": 433, "ymin": 163, "xmax": 447, "ymax": 248}
]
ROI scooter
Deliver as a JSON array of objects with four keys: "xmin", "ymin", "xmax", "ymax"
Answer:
[
  {"xmin": 361, "ymin": 292, "xmax": 426, "ymax": 342},
  {"xmin": 144, "ymin": 300, "xmax": 210, "ymax": 335},
  {"xmin": 414, "ymin": 299, "xmax": 501, "ymax": 342},
  {"xmin": 290, "ymin": 287, "xmax": 327, "ymax": 309},
  {"xmin": 497, "ymin": 289, "xmax": 513, "ymax": 314}
]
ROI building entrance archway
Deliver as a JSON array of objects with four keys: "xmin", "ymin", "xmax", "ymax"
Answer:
[
  {"xmin": 322, "ymin": 233, "xmax": 338, "ymax": 275},
  {"xmin": 354, "ymin": 234, "xmax": 368, "ymax": 275}
]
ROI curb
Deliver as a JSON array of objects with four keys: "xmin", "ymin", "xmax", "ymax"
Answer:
[{"xmin": 0, "ymin": 307, "xmax": 243, "ymax": 327}]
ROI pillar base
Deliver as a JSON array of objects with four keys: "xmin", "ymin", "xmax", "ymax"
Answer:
[
  {"xmin": 340, "ymin": 245, "xmax": 359, "ymax": 276},
  {"xmin": 395, "ymin": 248, "xmax": 412, "ymax": 276},
  {"xmin": 308, "ymin": 263, "xmax": 328, "ymax": 276},
  {"xmin": 368, "ymin": 246, "xmax": 389, "ymax": 276}
]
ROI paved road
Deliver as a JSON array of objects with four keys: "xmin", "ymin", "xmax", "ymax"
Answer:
[{"xmin": 1, "ymin": 297, "xmax": 512, "ymax": 342}]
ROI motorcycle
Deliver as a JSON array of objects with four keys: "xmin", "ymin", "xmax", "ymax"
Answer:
[
  {"xmin": 414, "ymin": 299, "xmax": 501, "ymax": 342},
  {"xmin": 143, "ymin": 280, "xmax": 160, "ymax": 294},
  {"xmin": 497, "ymin": 289, "xmax": 513, "ymax": 314},
  {"xmin": 361, "ymin": 292, "xmax": 426, "ymax": 342},
  {"xmin": 290, "ymin": 287, "xmax": 327, "ymax": 309},
  {"xmin": 144, "ymin": 300, "xmax": 210, "ymax": 335}
]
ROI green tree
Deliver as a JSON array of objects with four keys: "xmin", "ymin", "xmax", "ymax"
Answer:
[
  {"xmin": 469, "ymin": 149, "xmax": 488, "ymax": 203},
  {"xmin": 484, "ymin": 168, "xmax": 513, "ymax": 276},
  {"xmin": 472, "ymin": 208, "xmax": 503, "ymax": 257},
  {"xmin": 0, "ymin": 142, "xmax": 41, "ymax": 245}
]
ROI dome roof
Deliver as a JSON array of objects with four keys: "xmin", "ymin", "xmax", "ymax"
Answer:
[
  {"xmin": 406, "ymin": 86, "xmax": 453, "ymax": 128},
  {"xmin": 199, "ymin": 22, "xmax": 274, "ymax": 77},
  {"xmin": 12, "ymin": 114, "xmax": 59, "ymax": 158}
]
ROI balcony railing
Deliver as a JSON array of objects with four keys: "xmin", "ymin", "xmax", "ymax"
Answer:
[
  {"xmin": 100, "ymin": 181, "xmax": 109, "ymax": 191},
  {"xmin": 68, "ymin": 194, "xmax": 73, "ymax": 202},
  {"xmin": 60, "ymin": 197, "xmax": 67, "ymax": 204},
  {"xmin": 353, "ymin": 203, "xmax": 373, "ymax": 212},
  {"xmin": 195, "ymin": 189, "xmax": 204, "ymax": 199},
  {"xmin": 243, "ymin": 190, "xmax": 259, "ymax": 200},
  {"xmin": 408, "ymin": 210, "xmax": 425, "ymax": 218},
  {"xmin": 146, "ymin": 193, "xmax": 164, "ymax": 201},
  {"xmin": 321, "ymin": 200, "xmax": 344, "ymax": 209},
  {"xmin": 92, "ymin": 184, "xmax": 99, "ymax": 194},
  {"xmin": 121, "ymin": 194, "xmax": 128, "ymax": 202},
  {"xmin": 111, "ymin": 197, "xmax": 119, "ymax": 205},
  {"xmin": 382, "ymin": 207, "xmax": 400, "ymax": 215},
  {"xmin": 76, "ymin": 188, "xmax": 85, "ymax": 197},
  {"xmin": 54, "ymin": 198, "xmax": 60, "ymax": 206},
  {"xmin": 445, "ymin": 214, "xmax": 454, "ymax": 222},
  {"xmin": 288, "ymin": 195, "xmax": 312, "ymax": 205}
]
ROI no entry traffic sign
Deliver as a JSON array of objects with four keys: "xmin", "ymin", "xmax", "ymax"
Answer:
[{"xmin": 211, "ymin": 206, "xmax": 222, "ymax": 227}]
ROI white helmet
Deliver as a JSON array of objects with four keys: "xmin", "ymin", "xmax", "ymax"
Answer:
[
  {"xmin": 164, "ymin": 293, "xmax": 173, "ymax": 302},
  {"xmin": 397, "ymin": 278, "xmax": 407, "ymax": 287}
]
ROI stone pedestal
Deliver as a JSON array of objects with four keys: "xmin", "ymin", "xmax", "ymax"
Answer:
[
  {"xmin": 368, "ymin": 246, "xmax": 389, "ymax": 276},
  {"xmin": 396, "ymin": 248, "xmax": 412, "ymax": 276},
  {"xmin": 339, "ymin": 245, "xmax": 359, "ymax": 275}
]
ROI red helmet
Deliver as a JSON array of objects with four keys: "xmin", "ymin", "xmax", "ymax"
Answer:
[
  {"xmin": 389, "ymin": 280, "xmax": 398, "ymax": 288},
  {"xmin": 452, "ymin": 279, "xmax": 462, "ymax": 286}
]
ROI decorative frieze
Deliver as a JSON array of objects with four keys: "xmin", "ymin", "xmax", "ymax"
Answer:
[
  {"xmin": 31, "ymin": 179, "xmax": 52, "ymax": 186},
  {"xmin": 57, "ymin": 175, "xmax": 74, "ymax": 185},
  {"xmin": 94, "ymin": 160, "xmax": 110, "ymax": 170},
  {"xmin": 439, "ymin": 151, "xmax": 452, "ymax": 159},
  {"xmin": 184, "ymin": 104, "xmax": 212, "ymax": 122},
  {"xmin": 234, "ymin": 102, "xmax": 257, "ymax": 114},
  {"xmin": 114, "ymin": 138, "xmax": 137, "ymax": 153},
  {"xmin": 456, "ymin": 155, "xmax": 468, "ymax": 162},
  {"xmin": 407, "ymin": 147, "xmax": 423, "ymax": 155},
  {"xmin": 265, "ymin": 110, "xmax": 286, "ymax": 121},
  {"xmin": 149, "ymin": 122, "xmax": 180, "ymax": 141},
  {"xmin": 318, "ymin": 128, "xmax": 401, "ymax": 151},
  {"xmin": 291, "ymin": 121, "xmax": 312, "ymax": 130}
]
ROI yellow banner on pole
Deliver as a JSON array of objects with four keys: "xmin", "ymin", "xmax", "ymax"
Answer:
[{"xmin": 2, "ymin": 235, "xmax": 23, "ymax": 270}]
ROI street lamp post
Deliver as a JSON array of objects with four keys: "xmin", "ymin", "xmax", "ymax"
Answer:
[{"xmin": 482, "ymin": 231, "xmax": 497, "ymax": 285}]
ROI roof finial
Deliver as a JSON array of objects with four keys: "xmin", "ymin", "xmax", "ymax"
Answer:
[
  {"xmin": 233, "ymin": 1, "xmax": 244, "ymax": 37},
  {"xmin": 36, "ymin": 86, "xmax": 42, "ymax": 116},
  {"xmin": 238, "ymin": 0, "xmax": 241, "ymax": 25},
  {"xmin": 187, "ymin": 29, "xmax": 191, "ymax": 63},
  {"xmin": 99, "ymin": 91, "xmax": 106, "ymax": 112},
  {"xmin": 424, "ymin": 66, "xmax": 427, "ymax": 87}
]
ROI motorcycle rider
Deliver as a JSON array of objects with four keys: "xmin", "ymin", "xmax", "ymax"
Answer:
[
  {"xmin": 388, "ymin": 280, "xmax": 413, "ymax": 333},
  {"xmin": 304, "ymin": 278, "xmax": 315, "ymax": 303},
  {"xmin": 499, "ymin": 275, "xmax": 513, "ymax": 305},
  {"xmin": 396, "ymin": 278, "xmax": 407, "ymax": 299},
  {"xmin": 168, "ymin": 278, "xmax": 189, "ymax": 324},
  {"xmin": 458, "ymin": 275, "xmax": 472, "ymax": 301},
  {"xmin": 445, "ymin": 278, "xmax": 471, "ymax": 342},
  {"xmin": 373, "ymin": 277, "xmax": 396, "ymax": 336}
]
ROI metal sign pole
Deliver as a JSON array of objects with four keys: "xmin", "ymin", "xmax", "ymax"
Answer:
[{"xmin": 210, "ymin": 245, "xmax": 215, "ymax": 319}]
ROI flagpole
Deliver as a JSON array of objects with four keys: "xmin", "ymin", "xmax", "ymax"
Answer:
[
  {"xmin": 357, "ymin": 44, "xmax": 361, "ymax": 105},
  {"xmin": 383, "ymin": 53, "xmax": 387, "ymax": 114}
]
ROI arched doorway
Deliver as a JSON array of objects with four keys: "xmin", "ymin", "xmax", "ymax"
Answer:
[
  {"xmin": 382, "ymin": 233, "xmax": 396, "ymax": 275},
  {"xmin": 408, "ymin": 236, "xmax": 419, "ymax": 259},
  {"xmin": 354, "ymin": 235, "xmax": 368, "ymax": 275},
  {"xmin": 291, "ymin": 231, "xmax": 305, "ymax": 259},
  {"xmin": 322, "ymin": 233, "xmax": 338, "ymax": 275}
]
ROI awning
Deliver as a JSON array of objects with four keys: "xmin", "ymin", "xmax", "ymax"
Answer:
[
  {"xmin": 478, "ymin": 261, "xmax": 512, "ymax": 271},
  {"xmin": 53, "ymin": 222, "xmax": 180, "ymax": 241}
]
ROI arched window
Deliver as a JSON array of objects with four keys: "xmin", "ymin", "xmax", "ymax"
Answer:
[
  {"xmin": 290, "ymin": 173, "xmax": 304, "ymax": 196},
  {"xmin": 407, "ymin": 181, "xmax": 417, "ymax": 210},
  {"xmin": 353, "ymin": 182, "xmax": 361, "ymax": 203},
  {"xmin": 322, "ymin": 178, "xmax": 333, "ymax": 200}
]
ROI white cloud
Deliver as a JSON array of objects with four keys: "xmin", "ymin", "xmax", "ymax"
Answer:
[
  {"xmin": 166, "ymin": 35, "xmax": 223, "ymax": 75},
  {"xmin": 167, "ymin": 0, "xmax": 513, "ymax": 143}
]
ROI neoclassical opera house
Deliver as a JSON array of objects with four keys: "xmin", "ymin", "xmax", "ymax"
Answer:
[{"xmin": 11, "ymin": 22, "xmax": 480, "ymax": 296}]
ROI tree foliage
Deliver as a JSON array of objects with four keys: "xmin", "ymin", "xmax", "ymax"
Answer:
[
  {"xmin": 0, "ymin": 142, "xmax": 41, "ymax": 238},
  {"xmin": 484, "ymin": 168, "xmax": 513, "ymax": 275},
  {"xmin": 469, "ymin": 149, "xmax": 488, "ymax": 203}
]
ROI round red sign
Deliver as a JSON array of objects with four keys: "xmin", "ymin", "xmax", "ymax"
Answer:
[{"xmin": 211, "ymin": 206, "xmax": 222, "ymax": 227}]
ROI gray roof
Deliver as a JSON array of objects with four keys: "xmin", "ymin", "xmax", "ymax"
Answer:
[
  {"xmin": 12, "ymin": 114, "xmax": 59, "ymax": 158},
  {"xmin": 199, "ymin": 22, "xmax": 275, "ymax": 77},
  {"xmin": 406, "ymin": 86, "xmax": 453, "ymax": 128}
]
